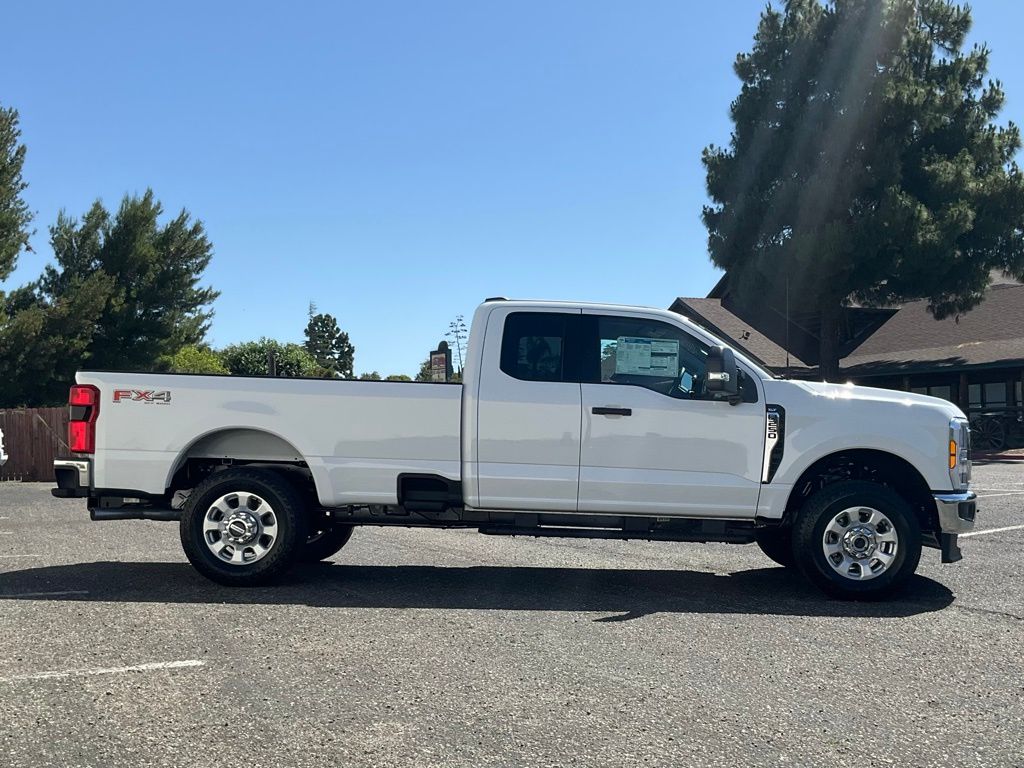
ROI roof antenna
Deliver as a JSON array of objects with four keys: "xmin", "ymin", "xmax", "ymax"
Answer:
[{"xmin": 785, "ymin": 276, "xmax": 790, "ymax": 374}]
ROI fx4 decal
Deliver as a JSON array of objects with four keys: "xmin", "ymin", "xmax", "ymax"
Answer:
[{"xmin": 113, "ymin": 389, "xmax": 172, "ymax": 404}]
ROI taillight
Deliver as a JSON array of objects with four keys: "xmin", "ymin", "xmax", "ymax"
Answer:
[{"xmin": 68, "ymin": 384, "xmax": 100, "ymax": 453}]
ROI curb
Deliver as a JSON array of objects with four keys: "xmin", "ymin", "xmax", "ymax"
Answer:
[{"xmin": 972, "ymin": 453, "xmax": 1024, "ymax": 462}]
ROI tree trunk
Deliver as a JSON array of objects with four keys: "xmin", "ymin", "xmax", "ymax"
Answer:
[{"xmin": 818, "ymin": 305, "xmax": 841, "ymax": 382}]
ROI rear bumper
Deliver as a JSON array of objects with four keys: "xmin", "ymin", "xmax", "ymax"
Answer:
[
  {"xmin": 52, "ymin": 459, "xmax": 91, "ymax": 498},
  {"xmin": 932, "ymin": 490, "xmax": 977, "ymax": 565},
  {"xmin": 51, "ymin": 458, "xmax": 177, "ymax": 521}
]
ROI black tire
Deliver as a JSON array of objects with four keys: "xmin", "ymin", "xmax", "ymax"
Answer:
[
  {"xmin": 793, "ymin": 480, "xmax": 921, "ymax": 600},
  {"xmin": 180, "ymin": 468, "xmax": 307, "ymax": 587},
  {"xmin": 754, "ymin": 527, "xmax": 796, "ymax": 568},
  {"xmin": 298, "ymin": 524, "xmax": 354, "ymax": 562}
]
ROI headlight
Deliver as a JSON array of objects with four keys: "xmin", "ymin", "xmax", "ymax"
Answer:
[{"xmin": 948, "ymin": 417, "xmax": 971, "ymax": 490}]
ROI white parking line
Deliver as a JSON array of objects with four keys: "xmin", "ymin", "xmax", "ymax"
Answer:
[
  {"xmin": 0, "ymin": 659, "xmax": 206, "ymax": 683},
  {"xmin": 975, "ymin": 491, "xmax": 1024, "ymax": 498},
  {"xmin": 0, "ymin": 554, "xmax": 37, "ymax": 558},
  {"xmin": 0, "ymin": 532, "xmax": 13, "ymax": 535},
  {"xmin": 0, "ymin": 591, "xmax": 89, "ymax": 599},
  {"xmin": 960, "ymin": 524, "xmax": 1024, "ymax": 538}
]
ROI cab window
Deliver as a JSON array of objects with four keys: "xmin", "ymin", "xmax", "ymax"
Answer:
[
  {"xmin": 500, "ymin": 312, "xmax": 568, "ymax": 382},
  {"xmin": 591, "ymin": 315, "xmax": 757, "ymax": 401},
  {"xmin": 595, "ymin": 316, "xmax": 708, "ymax": 398}
]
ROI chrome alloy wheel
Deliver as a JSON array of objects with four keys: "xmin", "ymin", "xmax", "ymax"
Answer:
[
  {"xmin": 203, "ymin": 492, "xmax": 279, "ymax": 565},
  {"xmin": 822, "ymin": 506, "xmax": 899, "ymax": 581}
]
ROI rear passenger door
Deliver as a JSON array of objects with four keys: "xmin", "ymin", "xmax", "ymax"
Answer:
[{"xmin": 475, "ymin": 308, "xmax": 582, "ymax": 511}]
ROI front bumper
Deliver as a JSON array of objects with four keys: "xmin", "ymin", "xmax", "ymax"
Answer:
[
  {"xmin": 932, "ymin": 490, "xmax": 977, "ymax": 564},
  {"xmin": 934, "ymin": 490, "xmax": 977, "ymax": 534},
  {"xmin": 52, "ymin": 459, "xmax": 91, "ymax": 498}
]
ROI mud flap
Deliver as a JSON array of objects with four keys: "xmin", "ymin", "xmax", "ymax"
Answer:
[{"xmin": 940, "ymin": 532, "xmax": 963, "ymax": 564}]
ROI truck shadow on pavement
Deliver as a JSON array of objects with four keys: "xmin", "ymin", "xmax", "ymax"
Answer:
[{"xmin": 0, "ymin": 561, "xmax": 955, "ymax": 620}]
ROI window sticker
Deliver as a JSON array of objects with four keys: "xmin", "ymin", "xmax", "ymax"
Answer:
[{"xmin": 614, "ymin": 337, "xmax": 679, "ymax": 377}]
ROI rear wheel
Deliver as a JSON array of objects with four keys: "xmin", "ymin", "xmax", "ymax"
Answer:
[
  {"xmin": 299, "ymin": 523, "xmax": 354, "ymax": 562},
  {"xmin": 754, "ymin": 527, "xmax": 795, "ymax": 568},
  {"xmin": 793, "ymin": 480, "xmax": 921, "ymax": 600},
  {"xmin": 180, "ymin": 468, "xmax": 307, "ymax": 586}
]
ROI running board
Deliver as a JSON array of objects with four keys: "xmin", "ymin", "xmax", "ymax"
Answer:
[
  {"xmin": 90, "ymin": 507, "xmax": 179, "ymax": 522},
  {"xmin": 478, "ymin": 521, "xmax": 756, "ymax": 544},
  {"xmin": 89, "ymin": 495, "xmax": 179, "ymax": 522}
]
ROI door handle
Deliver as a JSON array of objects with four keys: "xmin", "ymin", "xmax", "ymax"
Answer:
[{"xmin": 592, "ymin": 406, "xmax": 632, "ymax": 416}]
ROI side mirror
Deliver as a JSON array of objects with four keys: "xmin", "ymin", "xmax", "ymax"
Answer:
[{"xmin": 706, "ymin": 346, "xmax": 740, "ymax": 404}]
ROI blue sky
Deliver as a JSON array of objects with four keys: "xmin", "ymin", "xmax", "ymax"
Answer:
[{"xmin": 3, "ymin": 1, "xmax": 1023, "ymax": 376}]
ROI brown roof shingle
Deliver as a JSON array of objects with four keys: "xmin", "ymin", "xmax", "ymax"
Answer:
[
  {"xmin": 842, "ymin": 283, "xmax": 1024, "ymax": 374},
  {"xmin": 672, "ymin": 282, "xmax": 1024, "ymax": 377},
  {"xmin": 669, "ymin": 297, "xmax": 811, "ymax": 370}
]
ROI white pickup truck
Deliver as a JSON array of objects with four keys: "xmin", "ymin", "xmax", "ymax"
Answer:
[{"xmin": 52, "ymin": 298, "xmax": 977, "ymax": 599}]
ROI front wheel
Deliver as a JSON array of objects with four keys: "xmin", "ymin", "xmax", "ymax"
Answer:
[
  {"xmin": 793, "ymin": 480, "xmax": 921, "ymax": 600},
  {"xmin": 180, "ymin": 468, "xmax": 307, "ymax": 586}
]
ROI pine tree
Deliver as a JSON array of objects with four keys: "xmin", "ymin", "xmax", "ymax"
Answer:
[
  {"xmin": 1, "ymin": 190, "xmax": 218, "ymax": 405},
  {"xmin": 303, "ymin": 307, "xmax": 354, "ymax": 378},
  {"xmin": 39, "ymin": 190, "xmax": 219, "ymax": 371},
  {"xmin": 0, "ymin": 104, "xmax": 32, "ymax": 283},
  {"xmin": 702, "ymin": 0, "xmax": 1024, "ymax": 379}
]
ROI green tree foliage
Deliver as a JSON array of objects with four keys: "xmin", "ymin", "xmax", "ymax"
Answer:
[
  {"xmin": 358, "ymin": 371, "xmax": 382, "ymax": 380},
  {"xmin": 413, "ymin": 357, "xmax": 460, "ymax": 382},
  {"xmin": 219, "ymin": 339, "xmax": 320, "ymax": 377},
  {"xmin": 0, "ymin": 274, "xmax": 112, "ymax": 406},
  {"xmin": 0, "ymin": 104, "xmax": 32, "ymax": 283},
  {"xmin": 414, "ymin": 358, "xmax": 432, "ymax": 382},
  {"xmin": 385, "ymin": 374, "xmax": 411, "ymax": 381},
  {"xmin": 38, "ymin": 190, "xmax": 219, "ymax": 371},
  {"xmin": 1, "ymin": 190, "xmax": 219, "ymax": 405},
  {"xmin": 303, "ymin": 305, "xmax": 354, "ymax": 378},
  {"xmin": 702, "ymin": 0, "xmax": 1024, "ymax": 378},
  {"xmin": 163, "ymin": 345, "xmax": 228, "ymax": 375}
]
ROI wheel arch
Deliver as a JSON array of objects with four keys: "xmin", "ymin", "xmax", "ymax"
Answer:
[
  {"xmin": 784, "ymin": 449, "xmax": 937, "ymax": 533},
  {"xmin": 165, "ymin": 427, "xmax": 317, "ymax": 497}
]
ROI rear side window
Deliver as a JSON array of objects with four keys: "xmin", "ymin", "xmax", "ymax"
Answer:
[{"xmin": 500, "ymin": 312, "xmax": 568, "ymax": 382}]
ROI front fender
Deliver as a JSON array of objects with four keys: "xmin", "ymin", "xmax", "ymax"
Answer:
[{"xmin": 762, "ymin": 381, "xmax": 955, "ymax": 493}]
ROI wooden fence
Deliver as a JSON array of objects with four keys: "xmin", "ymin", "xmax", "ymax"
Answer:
[{"xmin": 0, "ymin": 407, "xmax": 69, "ymax": 482}]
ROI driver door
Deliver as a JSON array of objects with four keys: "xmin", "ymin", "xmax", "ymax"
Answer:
[{"xmin": 578, "ymin": 310, "xmax": 764, "ymax": 519}]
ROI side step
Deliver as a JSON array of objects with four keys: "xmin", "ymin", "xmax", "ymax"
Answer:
[
  {"xmin": 90, "ymin": 507, "xmax": 179, "ymax": 522},
  {"xmin": 478, "ymin": 519, "xmax": 756, "ymax": 544},
  {"xmin": 90, "ymin": 495, "xmax": 179, "ymax": 522}
]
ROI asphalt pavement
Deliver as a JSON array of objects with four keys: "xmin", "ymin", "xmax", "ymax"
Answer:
[{"xmin": 0, "ymin": 464, "xmax": 1021, "ymax": 767}]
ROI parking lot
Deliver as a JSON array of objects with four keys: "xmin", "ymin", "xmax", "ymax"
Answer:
[{"xmin": 0, "ymin": 464, "xmax": 1021, "ymax": 767}]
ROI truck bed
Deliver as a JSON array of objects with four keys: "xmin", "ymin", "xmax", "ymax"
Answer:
[{"xmin": 78, "ymin": 371, "xmax": 463, "ymax": 506}]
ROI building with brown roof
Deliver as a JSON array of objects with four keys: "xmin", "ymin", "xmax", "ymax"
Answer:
[{"xmin": 670, "ymin": 275, "xmax": 1024, "ymax": 450}]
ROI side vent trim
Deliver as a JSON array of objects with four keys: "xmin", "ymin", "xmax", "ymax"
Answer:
[{"xmin": 761, "ymin": 404, "xmax": 785, "ymax": 484}]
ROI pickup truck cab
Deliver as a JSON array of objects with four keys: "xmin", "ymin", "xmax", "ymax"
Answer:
[{"xmin": 53, "ymin": 298, "xmax": 977, "ymax": 598}]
